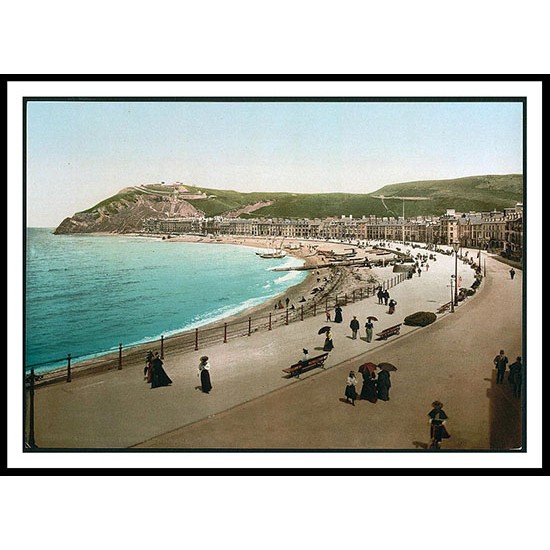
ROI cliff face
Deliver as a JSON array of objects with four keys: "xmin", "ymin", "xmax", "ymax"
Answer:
[{"xmin": 54, "ymin": 185, "xmax": 204, "ymax": 234}]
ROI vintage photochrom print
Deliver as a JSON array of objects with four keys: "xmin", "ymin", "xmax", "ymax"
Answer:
[{"xmin": 16, "ymin": 80, "xmax": 538, "ymax": 467}]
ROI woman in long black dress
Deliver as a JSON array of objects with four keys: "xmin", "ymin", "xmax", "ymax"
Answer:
[
  {"xmin": 360, "ymin": 370, "xmax": 378, "ymax": 403},
  {"xmin": 198, "ymin": 355, "xmax": 212, "ymax": 394},
  {"xmin": 428, "ymin": 401, "xmax": 450, "ymax": 449},
  {"xmin": 334, "ymin": 305, "xmax": 343, "ymax": 323},
  {"xmin": 150, "ymin": 353, "xmax": 172, "ymax": 389},
  {"xmin": 323, "ymin": 329, "xmax": 334, "ymax": 351},
  {"xmin": 376, "ymin": 369, "xmax": 391, "ymax": 401}
]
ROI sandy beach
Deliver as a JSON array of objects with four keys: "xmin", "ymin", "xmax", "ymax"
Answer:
[{"xmin": 36, "ymin": 234, "xmax": 400, "ymax": 384}]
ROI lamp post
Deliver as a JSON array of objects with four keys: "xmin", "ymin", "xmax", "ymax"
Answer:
[
  {"xmin": 450, "ymin": 275, "xmax": 455, "ymax": 313},
  {"xmin": 452, "ymin": 241, "xmax": 460, "ymax": 308}
]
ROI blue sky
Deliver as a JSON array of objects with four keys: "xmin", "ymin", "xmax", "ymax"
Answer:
[{"xmin": 26, "ymin": 100, "xmax": 523, "ymax": 227}]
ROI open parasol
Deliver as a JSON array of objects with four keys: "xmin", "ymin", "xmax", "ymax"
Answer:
[
  {"xmin": 318, "ymin": 326, "xmax": 331, "ymax": 334},
  {"xmin": 358, "ymin": 362, "xmax": 377, "ymax": 374},
  {"xmin": 367, "ymin": 316, "xmax": 378, "ymax": 321},
  {"xmin": 377, "ymin": 362, "xmax": 398, "ymax": 372}
]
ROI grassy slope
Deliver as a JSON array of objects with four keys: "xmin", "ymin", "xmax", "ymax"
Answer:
[{"xmin": 78, "ymin": 175, "xmax": 523, "ymax": 220}]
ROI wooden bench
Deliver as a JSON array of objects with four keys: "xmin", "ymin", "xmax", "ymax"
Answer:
[
  {"xmin": 283, "ymin": 353, "xmax": 329, "ymax": 378},
  {"xmin": 376, "ymin": 323, "xmax": 402, "ymax": 340},
  {"xmin": 436, "ymin": 301, "xmax": 452, "ymax": 314}
]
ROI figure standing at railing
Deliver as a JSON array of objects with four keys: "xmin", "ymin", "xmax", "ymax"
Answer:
[
  {"xmin": 334, "ymin": 305, "xmax": 343, "ymax": 323},
  {"xmin": 150, "ymin": 352, "xmax": 172, "ymax": 389}
]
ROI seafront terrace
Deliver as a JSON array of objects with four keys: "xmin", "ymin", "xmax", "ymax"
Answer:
[{"xmin": 24, "ymin": 240, "xmax": 524, "ymax": 450}]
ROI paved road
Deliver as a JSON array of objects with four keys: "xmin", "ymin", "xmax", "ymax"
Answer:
[{"xmin": 135, "ymin": 253, "xmax": 523, "ymax": 450}]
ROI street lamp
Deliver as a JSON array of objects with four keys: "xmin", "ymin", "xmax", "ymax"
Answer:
[{"xmin": 452, "ymin": 241, "xmax": 460, "ymax": 307}]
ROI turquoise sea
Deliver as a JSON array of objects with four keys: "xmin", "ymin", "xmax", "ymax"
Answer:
[{"xmin": 25, "ymin": 229, "xmax": 306, "ymax": 373}]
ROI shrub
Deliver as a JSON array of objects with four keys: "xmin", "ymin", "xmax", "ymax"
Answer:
[{"xmin": 404, "ymin": 311, "xmax": 437, "ymax": 327}]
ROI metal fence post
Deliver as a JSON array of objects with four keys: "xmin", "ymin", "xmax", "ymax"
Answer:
[
  {"xmin": 224, "ymin": 323, "xmax": 228, "ymax": 343},
  {"xmin": 118, "ymin": 343, "xmax": 122, "ymax": 370},
  {"xmin": 160, "ymin": 335, "xmax": 164, "ymax": 358},
  {"xmin": 195, "ymin": 328, "xmax": 199, "ymax": 351},
  {"xmin": 248, "ymin": 317, "xmax": 252, "ymax": 336},
  {"xmin": 285, "ymin": 307, "xmax": 289, "ymax": 325},
  {"xmin": 313, "ymin": 302, "xmax": 317, "ymax": 316},
  {"xmin": 268, "ymin": 313, "xmax": 272, "ymax": 331},
  {"xmin": 300, "ymin": 305, "xmax": 304, "ymax": 321},
  {"xmin": 66, "ymin": 353, "xmax": 72, "ymax": 383}
]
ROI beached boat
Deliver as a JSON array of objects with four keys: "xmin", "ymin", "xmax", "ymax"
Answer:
[{"xmin": 256, "ymin": 237, "xmax": 287, "ymax": 258}]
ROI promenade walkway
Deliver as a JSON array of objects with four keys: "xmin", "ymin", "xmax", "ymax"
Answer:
[{"xmin": 32, "ymin": 244, "xmax": 523, "ymax": 449}]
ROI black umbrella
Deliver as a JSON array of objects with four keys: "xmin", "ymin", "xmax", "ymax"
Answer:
[
  {"xmin": 318, "ymin": 326, "xmax": 331, "ymax": 334},
  {"xmin": 378, "ymin": 362, "xmax": 398, "ymax": 372},
  {"xmin": 367, "ymin": 316, "xmax": 378, "ymax": 321}
]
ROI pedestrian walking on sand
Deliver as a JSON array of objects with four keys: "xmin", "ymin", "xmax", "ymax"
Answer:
[
  {"xmin": 425, "ymin": 263, "xmax": 429, "ymax": 271},
  {"xmin": 509, "ymin": 268, "xmax": 516, "ymax": 280},
  {"xmin": 508, "ymin": 356, "xmax": 522, "ymax": 398},
  {"xmin": 198, "ymin": 355, "xmax": 212, "ymax": 394},
  {"xmin": 377, "ymin": 369, "xmax": 391, "ymax": 401},
  {"xmin": 428, "ymin": 401, "xmax": 450, "ymax": 449},
  {"xmin": 334, "ymin": 305, "xmax": 343, "ymax": 323},
  {"xmin": 365, "ymin": 319, "xmax": 374, "ymax": 343},
  {"xmin": 350, "ymin": 316, "xmax": 360, "ymax": 339},
  {"xmin": 417, "ymin": 267, "xmax": 422, "ymax": 277},
  {"xmin": 323, "ymin": 329, "xmax": 334, "ymax": 351},
  {"xmin": 344, "ymin": 371, "xmax": 358, "ymax": 406},
  {"xmin": 388, "ymin": 299, "xmax": 397, "ymax": 315},
  {"xmin": 494, "ymin": 349, "xmax": 509, "ymax": 384},
  {"xmin": 150, "ymin": 352, "xmax": 172, "ymax": 389},
  {"xmin": 285, "ymin": 297, "xmax": 290, "ymax": 308},
  {"xmin": 383, "ymin": 290, "xmax": 390, "ymax": 306},
  {"xmin": 325, "ymin": 309, "xmax": 331, "ymax": 322},
  {"xmin": 377, "ymin": 287, "xmax": 384, "ymax": 304}
]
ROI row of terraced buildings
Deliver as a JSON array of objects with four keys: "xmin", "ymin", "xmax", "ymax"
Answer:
[{"xmin": 142, "ymin": 204, "xmax": 523, "ymax": 260}]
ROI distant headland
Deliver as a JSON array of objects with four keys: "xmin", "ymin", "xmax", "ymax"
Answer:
[{"xmin": 54, "ymin": 174, "xmax": 523, "ymax": 235}]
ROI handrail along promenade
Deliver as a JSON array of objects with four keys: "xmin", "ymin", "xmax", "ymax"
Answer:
[{"xmin": 25, "ymin": 271, "xmax": 408, "ymax": 387}]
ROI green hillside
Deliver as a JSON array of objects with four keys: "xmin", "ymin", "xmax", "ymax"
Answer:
[
  {"xmin": 60, "ymin": 174, "xmax": 523, "ymax": 234},
  {"xmin": 186, "ymin": 174, "xmax": 523, "ymax": 219}
]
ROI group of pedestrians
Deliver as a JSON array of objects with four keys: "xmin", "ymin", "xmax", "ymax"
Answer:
[
  {"xmin": 376, "ymin": 287, "xmax": 397, "ymax": 314},
  {"xmin": 343, "ymin": 366, "xmax": 392, "ymax": 406},
  {"xmin": 349, "ymin": 316, "xmax": 375, "ymax": 342},
  {"xmin": 144, "ymin": 350, "xmax": 172, "ymax": 389},
  {"xmin": 376, "ymin": 287, "xmax": 391, "ymax": 305},
  {"xmin": 493, "ymin": 349, "xmax": 522, "ymax": 398},
  {"xmin": 143, "ymin": 350, "xmax": 213, "ymax": 394}
]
